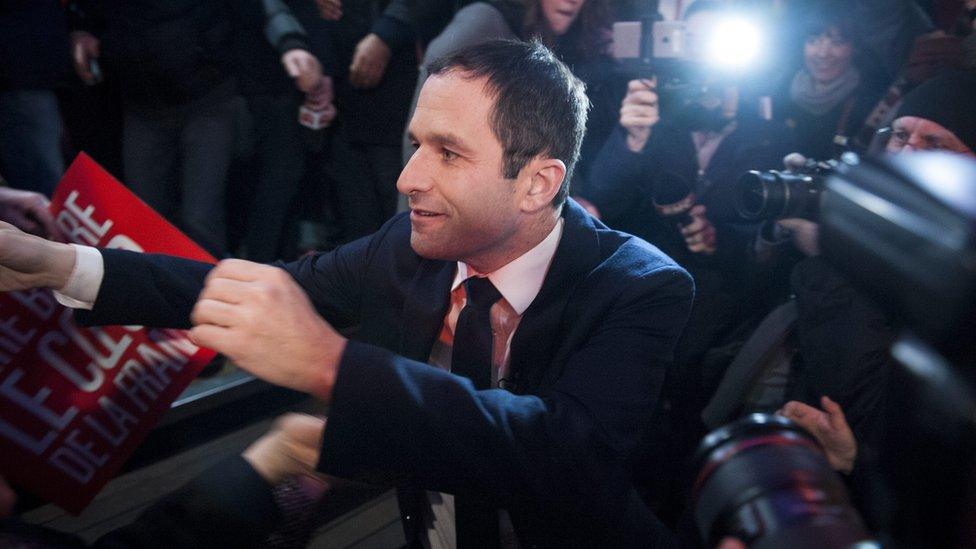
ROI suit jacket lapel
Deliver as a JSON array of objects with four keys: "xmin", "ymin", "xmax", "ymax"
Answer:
[
  {"xmin": 509, "ymin": 200, "xmax": 603, "ymax": 392},
  {"xmin": 399, "ymin": 258, "xmax": 455, "ymax": 362}
]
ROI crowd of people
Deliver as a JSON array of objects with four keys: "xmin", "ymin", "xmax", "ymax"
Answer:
[{"xmin": 2, "ymin": 0, "xmax": 976, "ymax": 547}]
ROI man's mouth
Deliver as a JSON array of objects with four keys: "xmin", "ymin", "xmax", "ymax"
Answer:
[{"xmin": 411, "ymin": 208, "xmax": 443, "ymax": 218}]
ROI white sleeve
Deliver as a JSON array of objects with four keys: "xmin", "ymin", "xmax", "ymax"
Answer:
[{"xmin": 53, "ymin": 244, "xmax": 104, "ymax": 310}]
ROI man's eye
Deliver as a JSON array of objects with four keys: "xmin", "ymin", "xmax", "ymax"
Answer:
[
  {"xmin": 410, "ymin": 141, "xmax": 420, "ymax": 150},
  {"xmin": 441, "ymin": 149, "xmax": 458, "ymax": 161},
  {"xmin": 893, "ymin": 131, "xmax": 910, "ymax": 144}
]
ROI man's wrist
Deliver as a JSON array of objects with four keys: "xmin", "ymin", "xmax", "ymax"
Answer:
[
  {"xmin": 310, "ymin": 333, "xmax": 347, "ymax": 402},
  {"xmin": 46, "ymin": 241, "xmax": 77, "ymax": 290}
]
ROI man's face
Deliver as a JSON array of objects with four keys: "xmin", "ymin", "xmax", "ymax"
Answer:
[
  {"xmin": 803, "ymin": 29, "xmax": 854, "ymax": 85},
  {"xmin": 399, "ymin": 73, "xmax": 529, "ymax": 269},
  {"xmin": 886, "ymin": 116, "xmax": 976, "ymax": 157}
]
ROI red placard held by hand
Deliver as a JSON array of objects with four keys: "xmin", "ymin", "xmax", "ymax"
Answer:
[{"xmin": 0, "ymin": 153, "xmax": 216, "ymax": 513}]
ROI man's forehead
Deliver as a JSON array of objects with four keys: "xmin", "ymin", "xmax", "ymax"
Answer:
[
  {"xmin": 410, "ymin": 73, "xmax": 496, "ymax": 139},
  {"xmin": 419, "ymin": 72, "xmax": 494, "ymax": 105},
  {"xmin": 894, "ymin": 116, "xmax": 956, "ymax": 138}
]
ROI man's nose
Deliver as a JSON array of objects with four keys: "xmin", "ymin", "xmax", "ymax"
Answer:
[{"xmin": 396, "ymin": 148, "xmax": 434, "ymax": 196}]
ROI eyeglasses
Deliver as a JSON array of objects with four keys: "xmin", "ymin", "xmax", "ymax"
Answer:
[{"xmin": 878, "ymin": 126, "xmax": 958, "ymax": 153}]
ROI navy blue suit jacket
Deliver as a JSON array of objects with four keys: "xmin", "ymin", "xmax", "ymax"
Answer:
[{"xmin": 79, "ymin": 199, "xmax": 693, "ymax": 547}]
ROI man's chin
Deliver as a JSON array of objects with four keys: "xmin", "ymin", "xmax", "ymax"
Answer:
[{"xmin": 409, "ymin": 233, "xmax": 453, "ymax": 261}]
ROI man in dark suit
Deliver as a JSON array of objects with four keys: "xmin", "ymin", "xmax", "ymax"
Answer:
[{"xmin": 0, "ymin": 40, "xmax": 692, "ymax": 547}]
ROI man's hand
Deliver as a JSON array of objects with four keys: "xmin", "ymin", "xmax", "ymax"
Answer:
[
  {"xmin": 777, "ymin": 218, "xmax": 820, "ymax": 257},
  {"xmin": 315, "ymin": 0, "xmax": 342, "ymax": 20},
  {"xmin": 70, "ymin": 31, "xmax": 101, "ymax": 85},
  {"xmin": 189, "ymin": 259, "xmax": 346, "ymax": 401},
  {"xmin": 0, "ymin": 188, "xmax": 65, "ymax": 241},
  {"xmin": 349, "ymin": 34, "xmax": 391, "ymax": 89},
  {"xmin": 243, "ymin": 413, "xmax": 326, "ymax": 484},
  {"xmin": 680, "ymin": 205, "xmax": 717, "ymax": 255},
  {"xmin": 779, "ymin": 396, "xmax": 857, "ymax": 474},
  {"xmin": 281, "ymin": 49, "xmax": 324, "ymax": 93},
  {"xmin": 0, "ymin": 222, "xmax": 76, "ymax": 291},
  {"xmin": 620, "ymin": 78, "xmax": 659, "ymax": 153}
]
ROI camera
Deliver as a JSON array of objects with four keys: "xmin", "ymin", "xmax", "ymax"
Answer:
[
  {"xmin": 734, "ymin": 154, "xmax": 858, "ymax": 221},
  {"xmin": 610, "ymin": 2, "xmax": 765, "ymax": 100},
  {"xmin": 611, "ymin": 16, "xmax": 701, "ymax": 99},
  {"xmin": 696, "ymin": 152, "xmax": 976, "ymax": 548},
  {"xmin": 691, "ymin": 414, "xmax": 870, "ymax": 549}
]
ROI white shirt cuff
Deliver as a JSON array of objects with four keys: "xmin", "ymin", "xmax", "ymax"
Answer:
[{"xmin": 53, "ymin": 244, "xmax": 104, "ymax": 310}]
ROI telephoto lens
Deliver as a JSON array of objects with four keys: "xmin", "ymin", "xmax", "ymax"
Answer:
[
  {"xmin": 690, "ymin": 414, "xmax": 872, "ymax": 549},
  {"xmin": 734, "ymin": 170, "xmax": 823, "ymax": 221}
]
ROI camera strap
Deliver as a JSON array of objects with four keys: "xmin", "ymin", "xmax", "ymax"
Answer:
[
  {"xmin": 832, "ymin": 95, "xmax": 858, "ymax": 149},
  {"xmin": 702, "ymin": 300, "xmax": 798, "ymax": 428}
]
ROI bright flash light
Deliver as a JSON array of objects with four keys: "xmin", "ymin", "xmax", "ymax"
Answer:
[{"xmin": 705, "ymin": 17, "xmax": 762, "ymax": 70}]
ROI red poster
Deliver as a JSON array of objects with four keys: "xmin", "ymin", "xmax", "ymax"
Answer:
[{"xmin": 0, "ymin": 153, "xmax": 217, "ymax": 513}]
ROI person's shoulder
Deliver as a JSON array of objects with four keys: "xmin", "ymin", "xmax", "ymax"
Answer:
[
  {"xmin": 566, "ymin": 202, "xmax": 690, "ymax": 282},
  {"xmin": 365, "ymin": 210, "xmax": 414, "ymax": 256},
  {"xmin": 603, "ymin": 228, "xmax": 688, "ymax": 278},
  {"xmin": 588, "ymin": 227, "xmax": 695, "ymax": 306}
]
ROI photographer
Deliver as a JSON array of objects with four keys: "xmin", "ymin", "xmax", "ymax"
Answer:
[
  {"xmin": 883, "ymin": 69, "xmax": 976, "ymax": 156},
  {"xmin": 775, "ymin": 0, "xmax": 890, "ymax": 160},
  {"xmin": 789, "ymin": 68, "xmax": 976, "ymax": 526},
  {"xmin": 586, "ymin": 0, "xmax": 796, "ymax": 522}
]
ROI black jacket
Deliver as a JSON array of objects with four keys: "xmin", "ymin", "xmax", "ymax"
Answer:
[{"xmin": 790, "ymin": 256, "xmax": 892, "ymax": 450}]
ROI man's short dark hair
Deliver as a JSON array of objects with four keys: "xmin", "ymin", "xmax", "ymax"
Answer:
[{"xmin": 426, "ymin": 39, "xmax": 589, "ymax": 207}]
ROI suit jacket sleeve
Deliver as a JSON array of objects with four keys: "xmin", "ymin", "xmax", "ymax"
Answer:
[
  {"xmin": 318, "ymin": 262, "xmax": 693, "ymax": 515},
  {"xmin": 74, "ymin": 216, "xmax": 398, "ymax": 329}
]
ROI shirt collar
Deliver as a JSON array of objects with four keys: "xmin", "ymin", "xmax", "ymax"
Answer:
[{"xmin": 452, "ymin": 218, "xmax": 564, "ymax": 315}]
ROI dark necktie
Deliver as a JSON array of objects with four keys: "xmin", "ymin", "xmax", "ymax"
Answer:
[
  {"xmin": 451, "ymin": 276, "xmax": 502, "ymax": 549},
  {"xmin": 451, "ymin": 276, "xmax": 502, "ymax": 390}
]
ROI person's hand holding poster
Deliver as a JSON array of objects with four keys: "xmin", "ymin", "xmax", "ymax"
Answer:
[{"xmin": 0, "ymin": 153, "xmax": 216, "ymax": 513}]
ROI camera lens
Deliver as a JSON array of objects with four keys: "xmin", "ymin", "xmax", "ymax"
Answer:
[
  {"xmin": 735, "ymin": 171, "xmax": 823, "ymax": 221},
  {"xmin": 735, "ymin": 171, "xmax": 781, "ymax": 221},
  {"xmin": 691, "ymin": 414, "xmax": 869, "ymax": 549}
]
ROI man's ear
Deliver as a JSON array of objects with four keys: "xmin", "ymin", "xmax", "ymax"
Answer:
[{"xmin": 520, "ymin": 158, "xmax": 566, "ymax": 212}]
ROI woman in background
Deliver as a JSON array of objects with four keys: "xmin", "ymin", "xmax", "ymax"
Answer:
[{"xmin": 777, "ymin": 0, "xmax": 889, "ymax": 159}]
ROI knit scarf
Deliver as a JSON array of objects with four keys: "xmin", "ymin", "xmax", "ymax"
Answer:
[{"xmin": 790, "ymin": 66, "xmax": 861, "ymax": 116}]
